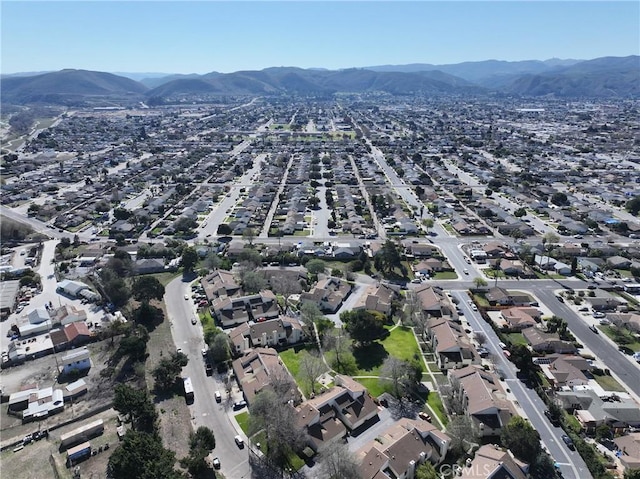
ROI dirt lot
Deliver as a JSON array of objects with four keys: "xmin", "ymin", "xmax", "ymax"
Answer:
[
  {"xmin": 1, "ymin": 340, "xmax": 119, "ymax": 448},
  {"xmin": 0, "ymin": 408, "xmax": 120, "ymax": 479},
  {"xmin": 145, "ymin": 307, "xmax": 193, "ymax": 463}
]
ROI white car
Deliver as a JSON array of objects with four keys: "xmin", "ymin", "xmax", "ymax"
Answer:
[
  {"xmin": 184, "ymin": 294, "xmax": 190, "ymax": 300},
  {"xmin": 234, "ymin": 435, "xmax": 244, "ymax": 448}
]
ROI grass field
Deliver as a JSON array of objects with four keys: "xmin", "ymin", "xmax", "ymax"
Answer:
[
  {"xmin": 351, "ymin": 326, "xmax": 421, "ymax": 376},
  {"xmin": 354, "ymin": 377, "xmax": 389, "ymax": 398},
  {"xmin": 427, "ymin": 392, "xmax": 448, "ymax": 426},
  {"xmin": 504, "ymin": 332, "xmax": 528, "ymax": 346},
  {"xmin": 600, "ymin": 325, "xmax": 640, "ymax": 352},
  {"xmin": 592, "ymin": 372, "xmax": 627, "ymax": 392},
  {"xmin": 235, "ymin": 411, "xmax": 250, "ymax": 433}
]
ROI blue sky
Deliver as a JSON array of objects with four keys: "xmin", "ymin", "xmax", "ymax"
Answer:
[{"xmin": 2, "ymin": 1, "xmax": 638, "ymax": 74}]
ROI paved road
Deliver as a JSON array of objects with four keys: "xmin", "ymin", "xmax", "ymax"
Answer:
[
  {"xmin": 452, "ymin": 290, "xmax": 591, "ymax": 479},
  {"xmin": 165, "ymin": 276, "xmax": 250, "ymax": 479}
]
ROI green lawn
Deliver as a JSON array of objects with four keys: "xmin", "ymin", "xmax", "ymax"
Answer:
[
  {"xmin": 592, "ymin": 372, "xmax": 626, "ymax": 392},
  {"xmin": 352, "ymin": 326, "xmax": 421, "ymax": 376},
  {"xmin": 433, "ymin": 271, "xmax": 458, "ymax": 280},
  {"xmin": 504, "ymin": 333, "xmax": 528, "ymax": 346},
  {"xmin": 235, "ymin": 411, "xmax": 250, "ymax": 434},
  {"xmin": 427, "ymin": 392, "xmax": 448, "ymax": 426},
  {"xmin": 354, "ymin": 377, "xmax": 390, "ymax": 398},
  {"xmin": 600, "ymin": 325, "xmax": 640, "ymax": 352}
]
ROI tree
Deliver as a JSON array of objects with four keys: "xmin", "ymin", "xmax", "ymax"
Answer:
[
  {"xmin": 513, "ymin": 207, "xmax": 527, "ymax": 217},
  {"xmin": 550, "ymin": 192, "xmax": 568, "ymax": 206},
  {"xmin": 472, "ymin": 277, "xmax": 487, "ymax": 289},
  {"xmin": 415, "ymin": 462, "xmax": 438, "ymax": 479},
  {"xmin": 240, "ymin": 270, "xmax": 267, "ymax": 294},
  {"xmin": 317, "ymin": 441, "xmax": 360, "ymax": 479},
  {"xmin": 375, "ymin": 240, "xmax": 402, "ymax": 276},
  {"xmin": 108, "ymin": 430, "xmax": 182, "ymax": 479},
  {"xmin": 203, "ymin": 252, "xmax": 220, "ymax": 271},
  {"xmin": 242, "ymin": 227, "xmax": 256, "ymax": 246},
  {"xmin": 625, "ymin": 196, "xmax": 640, "ymax": 216},
  {"xmin": 248, "ymin": 389, "xmax": 307, "ymax": 469},
  {"xmin": 181, "ymin": 246, "xmax": 198, "ymax": 272},
  {"xmin": 180, "ymin": 426, "xmax": 216, "ymax": 477},
  {"xmin": 341, "ymin": 309, "xmax": 386, "ymax": 346},
  {"xmin": 152, "ymin": 352, "xmax": 188, "ymax": 391},
  {"xmin": 132, "ymin": 276, "xmax": 165, "ymax": 303},
  {"xmin": 542, "ymin": 231, "xmax": 560, "ymax": 246},
  {"xmin": 446, "ymin": 414, "xmax": 480, "ymax": 456},
  {"xmin": 625, "ymin": 469, "xmax": 640, "ymax": 479},
  {"xmin": 306, "ymin": 258, "xmax": 326, "ymax": 275},
  {"xmin": 299, "ymin": 351, "xmax": 326, "ymax": 395},
  {"xmin": 380, "ymin": 356, "xmax": 422, "ymax": 399},
  {"xmin": 113, "ymin": 384, "xmax": 157, "ymax": 433},
  {"xmin": 509, "ymin": 343, "xmax": 534, "ymax": 373},
  {"xmin": 209, "ymin": 332, "xmax": 231, "ymax": 363},
  {"xmin": 217, "ymin": 223, "xmax": 232, "ymax": 235},
  {"xmin": 501, "ymin": 416, "xmax": 541, "ymax": 463},
  {"xmin": 323, "ymin": 328, "xmax": 356, "ymax": 375}
]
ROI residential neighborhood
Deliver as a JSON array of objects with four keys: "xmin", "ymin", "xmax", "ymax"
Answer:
[{"xmin": 1, "ymin": 83, "xmax": 640, "ymax": 479}]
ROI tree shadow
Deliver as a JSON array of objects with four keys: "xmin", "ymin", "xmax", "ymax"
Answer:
[
  {"xmin": 352, "ymin": 342, "xmax": 388, "ymax": 372},
  {"xmin": 182, "ymin": 270, "xmax": 199, "ymax": 282}
]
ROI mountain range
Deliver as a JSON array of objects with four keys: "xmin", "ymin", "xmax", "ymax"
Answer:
[{"xmin": 1, "ymin": 56, "xmax": 638, "ymax": 105}]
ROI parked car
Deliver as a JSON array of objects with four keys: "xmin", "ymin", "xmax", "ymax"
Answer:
[
  {"xmin": 233, "ymin": 400, "xmax": 247, "ymax": 410},
  {"xmin": 214, "ymin": 390, "xmax": 221, "ymax": 402},
  {"xmin": 212, "ymin": 457, "xmax": 220, "ymax": 469},
  {"xmin": 544, "ymin": 409, "xmax": 561, "ymax": 426},
  {"xmin": 418, "ymin": 411, "xmax": 432, "ymax": 422},
  {"xmin": 234, "ymin": 435, "xmax": 245, "ymax": 448},
  {"xmin": 556, "ymin": 295, "xmax": 564, "ymax": 303},
  {"xmin": 561, "ymin": 434, "xmax": 575, "ymax": 450}
]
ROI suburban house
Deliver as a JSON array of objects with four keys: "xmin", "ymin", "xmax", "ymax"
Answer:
[
  {"xmin": 299, "ymin": 277, "xmax": 352, "ymax": 314},
  {"xmin": 556, "ymin": 387, "xmax": 640, "ymax": 433},
  {"xmin": 464, "ymin": 444, "xmax": 528, "ymax": 479},
  {"xmin": 485, "ymin": 287, "xmax": 532, "ymax": 307},
  {"xmin": 500, "ymin": 307, "xmax": 541, "ymax": 331},
  {"xmin": 231, "ymin": 347, "xmax": 299, "ymax": 406},
  {"xmin": 295, "ymin": 375, "xmax": 378, "ymax": 452},
  {"xmin": 537, "ymin": 354, "xmax": 593, "ymax": 389},
  {"xmin": 357, "ymin": 417, "xmax": 451, "ymax": 479},
  {"xmin": 212, "ymin": 290, "xmax": 279, "ymax": 328},
  {"xmin": 522, "ymin": 327, "xmax": 577, "ymax": 354},
  {"xmin": 228, "ymin": 316, "xmax": 305, "ymax": 354},
  {"xmin": 57, "ymin": 279, "xmax": 90, "ymax": 298},
  {"xmin": 201, "ymin": 269, "xmax": 241, "ymax": 302},
  {"xmin": 351, "ymin": 282, "xmax": 398, "ymax": 317},
  {"xmin": 415, "ymin": 285, "xmax": 454, "ymax": 318},
  {"xmin": 614, "ymin": 433, "xmax": 640, "ymax": 471},
  {"xmin": 427, "ymin": 318, "xmax": 478, "ymax": 370},
  {"xmin": 449, "ymin": 365, "xmax": 516, "ymax": 437}
]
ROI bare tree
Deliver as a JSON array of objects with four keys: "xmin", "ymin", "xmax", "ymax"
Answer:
[
  {"xmin": 299, "ymin": 351, "xmax": 327, "ymax": 396},
  {"xmin": 446, "ymin": 414, "xmax": 480, "ymax": 457},
  {"xmin": 474, "ymin": 331, "xmax": 486, "ymax": 346},
  {"xmin": 248, "ymin": 389, "xmax": 307, "ymax": 470},
  {"xmin": 271, "ymin": 274, "xmax": 299, "ymax": 312},
  {"xmin": 317, "ymin": 441, "xmax": 360, "ymax": 479},
  {"xmin": 404, "ymin": 290, "xmax": 427, "ymax": 339},
  {"xmin": 440, "ymin": 376, "xmax": 465, "ymax": 415},
  {"xmin": 323, "ymin": 328, "xmax": 351, "ymax": 372},
  {"xmin": 380, "ymin": 356, "xmax": 422, "ymax": 400},
  {"xmin": 242, "ymin": 227, "xmax": 256, "ymax": 246}
]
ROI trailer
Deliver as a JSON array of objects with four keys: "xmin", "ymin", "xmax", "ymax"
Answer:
[
  {"xmin": 60, "ymin": 419, "xmax": 104, "ymax": 450},
  {"xmin": 66, "ymin": 441, "xmax": 91, "ymax": 466},
  {"xmin": 183, "ymin": 377, "xmax": 194, "ymax": 402}
]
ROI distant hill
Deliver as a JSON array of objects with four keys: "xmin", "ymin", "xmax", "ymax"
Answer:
[
  {"xmin": 1, "ymin": 69, "xmax": 148, "ymax": 105},
  {"xmin": 504, "ymin": 55, "xmax": 640, "ymax": 98},
  {"xmin": 1, "ymin": 56, "xmax": 637, "ymax": 105},
  {"xmin": 365, "ymin": 58, "xmax": 583, "ymax": 85},
  {"xmin": 145, "ymin": 67, "xmax": 481, "ymax": 98},
  {"xmin": 139, "ymin": 72, "xmax": 221, "ymax": 89}
]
